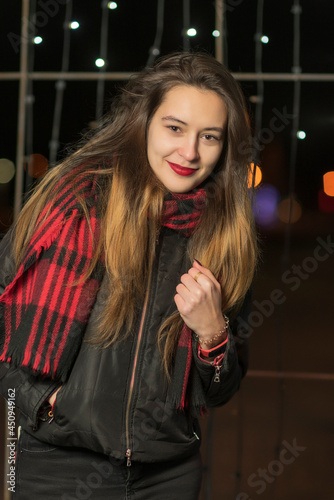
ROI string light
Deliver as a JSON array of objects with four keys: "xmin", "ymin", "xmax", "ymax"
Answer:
[
  {"xmin": 212, "ymin": 30, "xmax": 220, "ymax": 37},
  {"xmin": 27, "ymin": 154, "xmax": 48, "ymax": 179},
  {"xmin": 252, "ymin": 184, "xmax": 280, "ymax": 227},
  {"xmin": 318, "ymin": 188, "xmax": 334, "ymax": 212},
  {"xmin": 33, "ymin": 36, "xmax": 43, "ymax": 44},
  {"xmin": 323, "ymin": 171, "xmax": 334, "ymax": 197},
  {"xmin": 69, "ymin": 21, "xmax": 80, "ymax": 29},
  {"xmin": 297, "ymin": 130, "xmax": 306, "ymax": 139},
  {"xmin": 187, "ymin": 28, "xmax": 197, "ymax": 37},
  {"xmin": 278, "ymin": 197, "xmax": 302, "ymax": 224},
  {"xmin": 108, "ymin": 1, "xmax": 117, "ymax": 9},
  {"xmin": 260, "ymin": 35, "xmax": 269, "ymax": 44},
  {"xmin": 248, "ymin": 162, "xmax": 262, "ymax": 188},
  {"xmin": 95, "ymin": 58, "xmax": 105, "ymax": 68},
  {"xmin": 0, "ymin": 159, "xmax": 15, "ymax": 184}
]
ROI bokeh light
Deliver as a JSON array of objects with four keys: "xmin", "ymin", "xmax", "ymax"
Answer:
[
  {"xmin": 33, "ymin": 36, "xmax": 43, "ymax": 44},
  {"xmin": 108, "ymin": 1, "xmax": 117, "ymax": 9},
  {"xmin": 187, "ymin": 28, "xmax": 197, "ymax": 37},
  {"xmin": 318, "ymin": 188, "xmax": 334, "ymax": 213},
  {"xmin": 297, "ymin": 130, "xmax": 306, "ymax": 139},
  {"xmin": 95, "ymin": 58, "xmax": 105, "ymax": 68},
  {"xmin": 212, "ymin": 30, "xmax": 220, "ymax": 37},
  {"xmin": 27, "ymin": 154, "xmax": 48, "ymax": 179},
  {"xmin": 70, "ymin": 21, "xmax": 80, "ymax": 29},
  {"xmin": 261, "ymin": 35, "xmax": 269, "ymax": 44},
  {"xmin": 323, "ymin": 171, "xmax": 334, "ymax": 197},
  {"xmin": 253, "ymin": 184, "xmax": 280, "ymax": 227},
  {"xmin": 277, "ymin": 197, "xmax": 302, "ymax": 224},
  {"xmin": 0, "ymin": 159, "xmax": 15, "ymax": 184},
  {"xmin": 248, "ymin": 162, "xmax": 262, "ymax": 188}
]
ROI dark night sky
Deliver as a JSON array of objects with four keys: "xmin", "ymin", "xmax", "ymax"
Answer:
[{"xmin": 1, "ymin": 0, "xmax": 334, "ymax": 224}]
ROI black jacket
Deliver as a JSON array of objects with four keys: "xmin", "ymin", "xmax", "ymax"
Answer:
[{"xmin": 0, "ymin": 227, "xmax": 251, "ymax": 464}]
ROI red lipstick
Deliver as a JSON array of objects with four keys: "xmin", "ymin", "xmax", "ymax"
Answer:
[{"xmin": 167, "ymin": 161, "xmax": 197, "ymax": 176}]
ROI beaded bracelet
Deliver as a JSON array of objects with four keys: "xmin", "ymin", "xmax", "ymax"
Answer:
[{"xmin": 195, "ymin": 314, "xmax": 229, "ymax": 348}]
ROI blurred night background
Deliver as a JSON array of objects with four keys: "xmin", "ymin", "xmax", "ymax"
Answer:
[{"xmin": 0, "ymin": 1, "xmax": 333, "ymax": 499}]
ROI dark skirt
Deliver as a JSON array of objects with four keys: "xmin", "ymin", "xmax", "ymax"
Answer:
[{"xmin": 12, "ymin": 430, "xmax": 202, "ymax": 499}]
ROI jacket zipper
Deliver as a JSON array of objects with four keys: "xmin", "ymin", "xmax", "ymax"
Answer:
[
  {"xmin": 213, "ymin": 362, "xmax": 221, "ymax": 383},
  {"xmin": 124, "ymin": 277, "xmax": 151, "ymax": 467}
]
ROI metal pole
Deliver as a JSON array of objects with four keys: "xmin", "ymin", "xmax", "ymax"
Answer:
[
  {"xmin": 146, "ymin": 0, "xmax": 165, "ymax": 67},
  {"xmin": 1, "ymin": 71, "xmax": 334, "ymax": 82},
  {"xmin": 182, "ymin": 0, "xmax": 190, "ymax": 51},
  {"xmin": 247, "ymin": 369, "xmax": 334, "ymax": 381},
  {"xmin": 96, "ymin": 1, "xmax": 109, "ymax": 122},
  {"xmin": 254, "ymin": 0, "xmax": 264, "ymax": 165},
  {"xmin": 49, "ymin": 0, "xmax": 73, "ymax": 165},
  {"xmin": 14, "ymin": 0, "xmax": 30, "ymax": 220},
  {"xmin": 215, "ymin": 0, "xmax": 224, "ymax": 64}
]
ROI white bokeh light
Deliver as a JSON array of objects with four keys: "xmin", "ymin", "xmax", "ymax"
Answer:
[
  {"xmin": 187, "ymin": 28, "xmax": 197, "ymax": 37},
  {"xmin": 95, "ymin": 58, "xmax": 106, "ymax": 68}
]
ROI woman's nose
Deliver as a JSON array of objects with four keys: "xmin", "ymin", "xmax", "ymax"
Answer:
[{"xmin": 178, "ymin": 137, "xmax": 200, "ymax": 162}]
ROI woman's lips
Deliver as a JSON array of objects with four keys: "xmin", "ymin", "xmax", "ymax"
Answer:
[{"xmin": 167, "ymin": 161, "xmax": 197, "ymax": 176}]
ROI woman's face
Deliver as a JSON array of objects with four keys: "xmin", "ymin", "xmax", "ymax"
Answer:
[{"xmin": 147, "ymin": 85, "xmax": 228, "ymax": 193}]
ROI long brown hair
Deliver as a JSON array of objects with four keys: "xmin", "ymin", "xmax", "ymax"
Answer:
[{"xmin": 14, "ymin": 52, "xmax": 257, "ymax": 375}]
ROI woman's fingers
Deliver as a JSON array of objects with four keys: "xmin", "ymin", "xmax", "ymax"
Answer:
[
  {"xmin": 174, "ymin": 260, "xmax": 224, "ymax": 336},
  {"xmin": 188, "ymin": 260, "xmax": 220, "ymax": 290}
]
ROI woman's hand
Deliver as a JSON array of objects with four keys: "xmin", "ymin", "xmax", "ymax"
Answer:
[{"xmin": 174, "ymin": 260, "xmax": 227, "ymax": 346}]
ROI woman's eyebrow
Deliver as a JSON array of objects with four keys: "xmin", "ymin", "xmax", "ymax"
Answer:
[
  {"xmin": 162, "ymin": 115, "xmax": 187, "ymax": 125},
  {"xmin": 162, "ymin": 115, "xmax": 224, "ymax": 133}
]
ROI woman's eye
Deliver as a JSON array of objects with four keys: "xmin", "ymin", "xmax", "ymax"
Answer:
[
  {"xmin": 203, "ymin": 134, "xmax": 219, "ymax": 141},
  {"xmin": 168, "ymin": 125, "xmax": 181, "ymax": 132}
]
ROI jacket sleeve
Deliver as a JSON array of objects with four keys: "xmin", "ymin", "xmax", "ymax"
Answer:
[
  {"xmin": 0, "ymin": 230, "xmax": 59, "ymax": 431},
  {"xmin": 192, "ymin": 287, "xmax": 252, "ymax": 408}
]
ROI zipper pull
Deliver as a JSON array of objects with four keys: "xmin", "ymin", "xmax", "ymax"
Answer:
[
  {"xmin": 214, "ymin": 365, "xmax": 221, "ymax": 383},
  {"xmin": 126, "ymin": 448, "xmax": 132, "ymax": 467},
  {"xmin": 47, "ymin": 409, "xmax": 54, "ymax": 424}
]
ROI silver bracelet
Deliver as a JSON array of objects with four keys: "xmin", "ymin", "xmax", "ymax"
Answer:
[{"xmin": 195, "ymin": 314, "xmax": 229, "ymax": 347}]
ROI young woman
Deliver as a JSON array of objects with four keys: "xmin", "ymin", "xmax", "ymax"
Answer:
[{"xmin": 0, "ymin": 52, "xmax": 257, "ymax": 499}]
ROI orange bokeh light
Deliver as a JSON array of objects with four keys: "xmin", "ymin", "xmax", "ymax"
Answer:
[
  {"xmin": 27, "ymin": 154, "xmax": 49, "ymax": 178},
  {"xmin": 323, "ymin": 171, "xmax": 334, "ymax": 197},
  {"xmin": 278, "ymin": 197, "xmax": 302, "ymax": 224},
  {"xmin": 248, "ymin": 163, "xmax": 262, "ymax": 188}
]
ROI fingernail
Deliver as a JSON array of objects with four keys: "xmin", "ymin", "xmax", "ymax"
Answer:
[{"xmin": 194, "ymin": 259, "xmax": 202, "ymax": 266}]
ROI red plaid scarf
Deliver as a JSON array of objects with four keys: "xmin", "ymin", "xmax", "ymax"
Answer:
[
  {"xmin": 161, "ymin": 190, "xmax": 206, "ymax": 237},
  {"xmin": 162, "ymin": 189, "xmax": 208, "ymax": 413},
  {"xmin": 0, "ymin": 177, "xmax": 104, "ymax": 381},
  {"xmin": 0, "ymin": 181, "xmax": 207, "ymax": 413}
]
